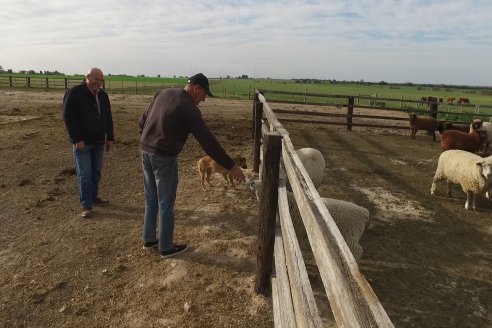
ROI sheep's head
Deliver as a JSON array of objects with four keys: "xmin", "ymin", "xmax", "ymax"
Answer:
[
  {"xmin": 245, "ymin": 178, "xmax": 262, "ymax": 201},
  {"xmin": 471, "ymin": 119, "xmax": 483, "ymax": 132}
]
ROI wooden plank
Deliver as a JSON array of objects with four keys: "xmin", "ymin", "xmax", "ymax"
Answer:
[
  {"xmin": 280, "ymin": 134, "xmax": 394, "ymax": 327},
  {"xmin": 255, "ymin": 132, "xmax": 282, "ymax": 294},
  {"xmin": 278, "ymin": 173, "xmax": 323, "ymax": 327},
  {"xmin": 258, "ymin": 94, "xmax": 394, "ymax": 326},
  {"xmin": 272, "ymin": 220, "xmax": 297, "ymax": 328}
]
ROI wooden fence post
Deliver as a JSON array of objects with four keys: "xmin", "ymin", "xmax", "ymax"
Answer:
[
  {"xmin": 64, "ymin": 78, "xmax": 68, "ymax": 89},
  {"xmin": 9, "ymin": 76, "xmax": 12, "ymax": 87},
  {"xmin": 255, "ymin": 132, "xmax": 282, "ymax": 295},
  {"xmin": 252, "ymin": 91, "xmax": 259, "ymax": 139},
  {"xmin": 253, "ymin": 101, "xmax": 263, "ymax": 173},
  {"xmin": 347, "ymin": 96, "xmax": 354, "ymax": 131},
  {"xmin": 45, "ymin": 77, "xmax": 49, "ymax": 89}
]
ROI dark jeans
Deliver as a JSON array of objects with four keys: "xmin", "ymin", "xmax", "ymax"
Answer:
[{"xmin": 141, "ymin": 151, "xmax": 178, "ymax": 251}]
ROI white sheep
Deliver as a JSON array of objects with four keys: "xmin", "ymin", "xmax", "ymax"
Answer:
[
  {"xmin": 470, "ymin": 119, "xmax": 492, "ymax": 154},
  {"xmin": 430, "ymin": 149, "xmax": 492, "ymax": 210},
  {"xmin": 245, "ymin": 178, "xmax": 368, "ymax": 261},
  {"xmin": 293, "ymin": 148, "xmax": 326, "ymax": 188},
  {"xmin": 286, "ymin": 191, "xmax": 368, "ymax": 261}
]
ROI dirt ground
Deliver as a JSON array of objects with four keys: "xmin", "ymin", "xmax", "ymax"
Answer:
[{"xmin": 0, "ymin": 89, "xmax": 491, "ymax": 328}]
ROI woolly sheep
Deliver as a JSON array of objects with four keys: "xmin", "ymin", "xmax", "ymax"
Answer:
[
  {"xmin": 430, "ymin": 150, "xmax": 492, "ymax": 210},
  {"xmin": 409, "ymin": 113, "xmax": 441, "ymax": 141},
  {"xmin": 294, "ymin": 148, "xmax": 326, "ymax": 188},
  {"xmin": 440, "ymin": 122, "xmax": 471, "ymax": 133},
  {"xmin": 245, "ymin": 178, "xmax": 369, "ymax": 261},
  {"xmin": 440, "ymin": 129, "xmax": 483, "ymax": 153},
  {"xmin": 470, "ymin": 119, "xmax": 492, "ymax": 154},
  {"xmin": 286, "ymin": 191, "xmax": 368, "ymax": 261}
]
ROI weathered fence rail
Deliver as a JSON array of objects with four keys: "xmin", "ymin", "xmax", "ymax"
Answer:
[
  {"xmin": 260, "ymin": 88, "xmax": 492, "ymax": 112},
  {"xmin": 259, "ymin": 89, "xmax": 492, "ymax": 130},
  {"xmin": 253, "ymin": 90, "xmax": 395, "ymax": 327}
]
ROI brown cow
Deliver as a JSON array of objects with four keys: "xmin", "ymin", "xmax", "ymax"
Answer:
[
  {"xmin": 457, "ymin": 97, "xmax": 470, "ymax": 104},
  {"xmin": 447, "ymin": 97, "xmax": 456, "ymax": 103}
]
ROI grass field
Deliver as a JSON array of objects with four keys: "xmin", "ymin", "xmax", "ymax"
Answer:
[{"xmin": 1, "ymin": 73, "xmax": 492, "ymax": 121}]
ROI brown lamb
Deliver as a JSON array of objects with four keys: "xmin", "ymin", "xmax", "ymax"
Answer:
[
  {"xmin": 409, "ymin": 113, "xmax": 441, "ymax": 141},
  {"xmin": 440, "ymin": 130, "xmax": 483, "ymax": 153}
]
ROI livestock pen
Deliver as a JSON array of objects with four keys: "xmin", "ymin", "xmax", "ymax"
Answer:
[
  {"xmin": 258, "ymin": 89, "xmax": 492, "ymax": 132},
  {"xmin": 251, "ymin": 90, "xmax": 394, "ymax": 327}
]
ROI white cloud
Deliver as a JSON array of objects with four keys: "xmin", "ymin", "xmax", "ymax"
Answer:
[{"xmin": 1, "ymin": 0, "xmax": 491, "ymax": 85}]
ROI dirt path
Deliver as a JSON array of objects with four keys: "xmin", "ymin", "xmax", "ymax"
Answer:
[{"xmin": 1, "ymin": 89, "xmax": 491, "ymax": 327}]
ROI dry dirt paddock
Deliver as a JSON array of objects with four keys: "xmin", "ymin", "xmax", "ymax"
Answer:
[{"xmin": 0, "ymin": 89, "xmax": 491, "ymax": 328}]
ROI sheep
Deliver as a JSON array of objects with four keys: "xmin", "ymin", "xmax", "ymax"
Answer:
[
  {"xmin": 474, "ymin": 121, "xmax": 492, "ymax": 155},
  {"xmin": 409, "ymin": 113, "xmax": 441, "ymax": 141},
  {"xmin": 440, "ymin": 129, "xmax": 483, "ymax": 153},
  {"xmin": 246, "ymin": 178, "xmax": 368, "ymax": 260},
  {"xmin": 440, "ymin": 122, "xmax": 471, "ymax": 133},
  {"xmin": 430, "ymin": 150, "xmax": 492, "ymax": 210},
  {"xmin": 287, "ymin": 191, "xmax": 368, "ymax": 260},
  {"xmin": 292, "ymin": 148, "xmax": 326, "ymax": 188},
  {"xmin": 246, "ymin": 147, "xmax": 369, "ymax": 260}
]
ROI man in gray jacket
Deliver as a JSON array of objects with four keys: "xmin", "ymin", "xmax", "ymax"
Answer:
[{"xmin": 138, "ymin": 73, "xmax": 244, "ymax": 258}]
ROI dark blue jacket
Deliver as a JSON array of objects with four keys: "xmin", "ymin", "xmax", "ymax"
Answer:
[{"xmin": 63, "ymin": 83, "xmax": 114, "ymax": 144}]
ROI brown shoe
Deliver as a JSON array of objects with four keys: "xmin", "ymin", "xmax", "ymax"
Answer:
[
  {"xmin": 93, "ymin": 197, "xmax": 109, "ymax": 206},
  {"xmin": 81, "ymin": 208, "xmax": 93, "ymax": 218}
]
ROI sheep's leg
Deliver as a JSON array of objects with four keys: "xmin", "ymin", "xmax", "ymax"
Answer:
[
  {"xmin": 446, "ymin": 180, "xmax": 453, "ymax": 197},
  {"xmin": 430, "ymin": 179, "xmax": 438, "ymax": 195},
  {"xmin": 465, "ymin": 192, "xmax": 476, "ymax": 210}
]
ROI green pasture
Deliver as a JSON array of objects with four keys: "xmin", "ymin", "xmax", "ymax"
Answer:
[{"xmin": 1, "ymin": 73, "xmax": 491, "ymax": 121}]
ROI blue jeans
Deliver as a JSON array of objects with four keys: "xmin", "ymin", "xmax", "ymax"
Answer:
[
  {"xmin": 141, "ymin": 151, "xmax": 178, "ymax": 251},
  {"xmin": 73, "ymin": 144, "xmax": 104, "ymax": 209}
]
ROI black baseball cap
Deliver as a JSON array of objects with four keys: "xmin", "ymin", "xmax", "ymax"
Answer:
[{"xmin": 188, "ymin": 73, "xmax": 214, "ymax": 97}]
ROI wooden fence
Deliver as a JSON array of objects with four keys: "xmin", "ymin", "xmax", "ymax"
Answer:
[
  {"xmin": 0, "ymin": 75, "xmax": 181, "ymax": 95},
  {"xmin": 0, "ymin": 75, "xmax": 254, "ymax": 98},
  {"xmin": 252, "ymin": 90, "xmax": 395, "ymax": 327},
  {"xmin": 258, "ymin": 89, "xmax": 492, "ymax": 129}
]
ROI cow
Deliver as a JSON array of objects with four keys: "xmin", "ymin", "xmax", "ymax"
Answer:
[
  {"xmin": 457, "ymin": 97, "xmax": 470, "ymax": 104},
  {"xmin": 447, "ymin": 97, "xmax": 456, "ymax": 103}
]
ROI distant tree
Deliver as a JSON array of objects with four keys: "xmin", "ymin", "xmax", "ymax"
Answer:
[
  {"xmin": 7, "ymin": 69, "xmax": 12, "ymax": 73},
  {"xmin": 157, "ymin": 74, "xmax": 161, "ymax": 78},
  {"xmin": 0, "ymin": 65, "xmax": 4, "ymax": 72}
]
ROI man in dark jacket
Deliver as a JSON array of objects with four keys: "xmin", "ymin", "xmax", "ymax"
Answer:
[
  {"xmin": 139, "ymin": 73, "xmax": 245, "ymax": 258},
  {"xmin": 63, "ymin": 67, "xmax": 114, "ymax": 218}
]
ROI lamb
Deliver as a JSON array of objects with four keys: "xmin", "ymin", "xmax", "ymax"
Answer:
[
  {"xmin": 440, "ymin": 129, "xmax": 483, "ymax": 153},
  {"xmin": 430, "ymin": 150, "xmax": 492, "ymax": 210},
  {"xmin": 293, "ymin": 148, "xmax": 326, "ymax": 188},
  {"xmin": 246, "ymin": 147, "xmax": 369, "ymax": 260},
  {"xmin": 286, "ymin": 191, "xmax": 368, "ymax": 260},
  {"xmin": 246, "ymin": 178, "xmax": 369, "ymax": 261},
  {"xmin": 470, "ymin": 119, "xmax": 492, "ymax": 154},
  {"xmin": 440, "ymin": 122, "xmax": 471, "ymax": 133},
  {"xmin": 409, "ymin": 113, "xmax": 441, "ymax": 141}
]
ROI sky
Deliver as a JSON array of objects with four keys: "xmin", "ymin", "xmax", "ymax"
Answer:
[{"xmin": 1, "ymin": 0, "xmax": 492, "ymax": 86}]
